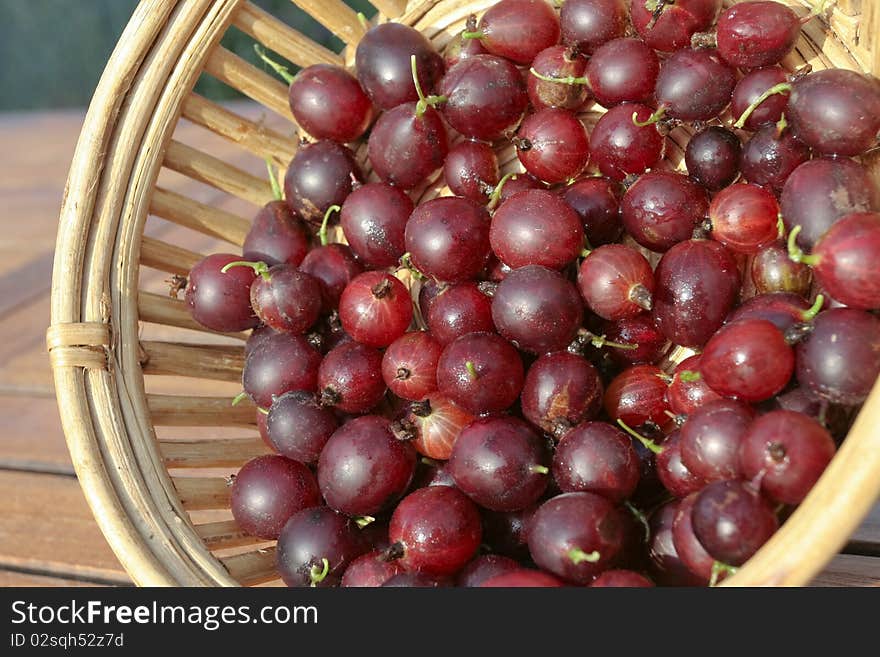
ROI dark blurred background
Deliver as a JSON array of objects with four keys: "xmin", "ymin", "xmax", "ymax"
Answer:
[{"xmin": 0, "ymin": 0, "xmax": 375, "ymax": 111}]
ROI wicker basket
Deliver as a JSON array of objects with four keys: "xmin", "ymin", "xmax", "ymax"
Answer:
[{"xmin": 48, "ymin": 0, "xmax": 880, "ymax": 586}]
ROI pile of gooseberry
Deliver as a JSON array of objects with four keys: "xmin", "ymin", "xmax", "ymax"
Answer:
[{"xmin": 181, "ymin": 0, "xmax": 880, "ymax": 587}]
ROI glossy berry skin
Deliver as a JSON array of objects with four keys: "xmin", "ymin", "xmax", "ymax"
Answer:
[
  {"xmin": 397, "ymin": 393, "xmax": 475, "ymax": 460},
  {"xmin": 731, "ymin": 66, "xmax": 790, "ymax": 131},
  {"xmin": 381, "ymin": 332, "xmax": 442, "ymax": 401},
  {"xmin": 481, "ymin": 570, "xmax": 565, "ymax": 587},
  {"xmin": 652, "ymin": 239, "xmax": 741, "ymax": 348},
  {"xmin": 666, "ymin": 355, "xmax": 723, "ymax": 416},
  {"xmin": 703, "ymin": 319, "xmax": 794, "ymax": 402},
  {"xmin": 578, "ymin": 244, "xmax": 654, "ymax": 321},
  {"xmin": 685, "ymin": 127, "xmax": 741, "ymax": 191},
  {"xmin": 528, "ymin": 45, "xmax": 590, "ymax": 111},
  {"xmin": 552, "ymin": 421, "xmax": 640, "ymax": 503},
  {"xmin": 490, "ymin": 190, "xmax": 584, "ymax": 270},
  {"xmin": 590, "ymin": 570, "xmax": 654, "ymax": 587},
  {"xmin": 528, "ymin": 492, "xmax": 627, "ymax": 584},
  {"xmin": 243, "ymin": 201, "xmax": 310, "ymax": 267},
  {"xmin": 589, "ymin": 104, "xmax": 664, "ymax": 181},
  {"xmin": 405, "ymin": 196, "xmax": 491, "ymax": 283},
  {"xmin": 586, "ymin": 38, "xmax": 658, "ymax": 108},
  {"xmin": 443, "ymin": 141, "xmax": 500, "ymax": 204},
  {"xmin": 670, "ymin": 494, "xmax": 713, "ymax": 582},
  {"xmin": 562, "ymin": 177, "xmax": 623, "ymax": 246},
  {"xmin": 318, "ymin": 415, "xmax": 416, "ymax": 517},
  {"xmin": 340, "ymin": 183, "xmax": 412, "ymax": 269},
  {"xmin": 521, "ymin": 352, "xmax": 603, "ymax": 437},
  {"xmin": 368, "ymin": 103, "xmax": 449, "ymax": 190},
  {"xmin": 276, "ymin": 507, "xmax": 368, "ymax": 587},
  {"xmin": 751, "ymin": 243, "xmax": 813, "ymax": 296},
  {"xmin": 439, "ymin": 55, "xmax": 529, "ymax": 142},
  {"xmin": 741, "ymin": 126, "xmax": 810, "ymax": 195},
  {"xmin": 481, "ymin": 507, "xmax": 536, "ymax": 560},
  {"xmin": 560, "ymin": 0, "xmax": 627, "ymax": 54},
  {"xmin": 648, "ymin": 501, "xmax": 706, "ymax": 586},
  {"xmin": 726, "ymin": 292, "xmax": 812, "ymax": 332},
  {"xmin": 491, "ymin": 265, "xmax": 583, "ymax": 355},
  {"xmin": 266, "ymin": 391, "xmax": 338, "ymax": 464},
  {"xmin": 516, "ymin": 108, "xmax": 590, "ymax": 185},
  {"xmin": 444, "ymin": 24, "xmax": 487, "ymax": 69},
  {"xmin": 283, "ymin": 141, "xmax": 362, "ymax": 226},
  {"xmin": 243, "ymin": 332, "xmax": 322, "ymax": 408},
  {"xmin": 457, "ymin": 555, "xmax": 522, "ymax": 587},
  {"xmin": 740, "ymin": 410, "xmax": 836, "ymax": 506},
  {"xmin": 809, "ymin": 212, "xmax": 880, "ymax": 310},
  {"xmin": 185, "ymin": 253, "xmax": 259, "ymax": 332},
  {"xmin": 621, "ymin": 172, "xmax": 709, "ymax": 253},
  {"xmin": 338, "ymin": 272, "xmax": 412, "ymax": 348},
  {"xmin": 317, "ymin": 342, "xmax": 386, "ymax": 414},
  {"xmin": 472, "ymin": 0, "xmax": 560, "ymax": 65},
  {"xmin": 788, "ymin": 69, "xmax": 880, "ymax": 156},
  {"xmin": 796, "ymin": 308, "xmax": 880, "ymax": 406},
  {"xmin": 781, "ymin": 158, "xmax": 880, "ymax": 250},
  {"xmin": 691, "ymin": 480, "xmax": 778, "ymax": 566},
  {"xmin": 495, "ymin": 172, "xmax": 546, "ymax": 206},
  {"xmin": 426, "ymin": 283, "xmax": 494, "ymax": 346},
  {"xmin": 656, "ymin": 431, "xmax": 705, "ymax": 499},
  {"xmin": 436, "ymin": 332, "xmax": 524, "ymax": 415},
  {"xmin": 249, "ymin": 266, "xmax": 322, "ymax": 335},
  {"xmin": 604, "ymin": 364, "xmax": 671, "ymax": 428},
  {"xmin": 448, "ymin": 417, "xmax": 549, "ymax": 512},
  {"xmin": 341, "ymin": 549, "xmax": 404, "ymax": 587},
  {"xmin": 631, "ymin": 0, "xmax": 721, "ymax": 52},
  {"xmin": 389, "ymin": 486, "xmax": 482, "ymax": 576},
  {"xmin": 655, "ymin": 49, "xmax": 736, "ymax": 121},
  {"xmin": 289, "ymin": 64, "xmax": 373, "ymax": 143},
  {"xmin": 679, "ymin": 398, "xmax": 754, "ymax": 482},
  {"xmin": 601, "ymin": 313, "xmax": 668, "ymax": 367},
  {"xmin": 709, "ymin": 184, "xmax": 780, "ymax": 256},
  {"xmin": 231, "ymin": 455, "xmax": 320, "ymax": 540},
  {"xmin": 716, "ymin": 1, "xmax": 801, "ymax": 69},
  {"xmin": 299, "ymin": 243, "xmax": 363, "ymax": 310},
  {"xmin": 355, "ymin": 22, "xmax": 444, "ymax": 111}
]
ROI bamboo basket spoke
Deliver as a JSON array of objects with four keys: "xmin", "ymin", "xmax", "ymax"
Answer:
[{"xmin": 49, "ymin": 0, "xmax": 880, "ymax": 587}]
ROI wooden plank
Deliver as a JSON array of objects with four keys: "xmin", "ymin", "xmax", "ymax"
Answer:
[
  {"xmin": 812, "ymin": 554, "xmax": 880, "ymax": 587},
  {"xmin": 0, "ymin": 395, "xmax": 73, "ymax": 473},
  {"xmin": 0, "ymin": 471, "xmax": 129, "ymax": 583},
  {"xmin": 0, "ymin": 569, "xmax": 106, "ymax": 587},
  {"xmin": 848, "ymin": 502, "xmax": 880, "ymax": 555}
]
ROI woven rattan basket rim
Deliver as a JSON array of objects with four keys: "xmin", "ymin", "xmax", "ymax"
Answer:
[{"xmin": 50, "ymin": 0, "xmax": 880, "ymax": 586}]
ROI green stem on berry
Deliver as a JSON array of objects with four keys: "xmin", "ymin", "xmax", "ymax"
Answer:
[
  {"xmin": 801, "ymin": 294, "xmax": 825, "ymax": 322},
  {"xmin": 632, "ymin": 105, "xmax": 666, "ymax": 127},
  {"xmin": 460, "ymin": 29, "xmax": 484, "ymax": 40},
  {"xmin": 775, "ymin": 113, "xmax": 789, "ymax": 138},
  {"xmin": 356, "ymin": 11, "xmax": 369, "ymax": 29},
  {"xmin": 257, "ymin": 406, "xmax": 269, "ymax": 415},
  {"xmin": 624, "ymin": 501, "xmax": 651, "ymax": 543},
  {"xmin": 733, "ymin": 82, "xmax": 793, "ymax": 129},
  {"xmin": 487, "ymin": 171, "xmax": 517, "ymax": 211},
  {"xmin": 616, "ymin": 418, "xmax": 664, "ymax": 454},
  {"xmin": 580, "ymin": 248, "xmax": 592, "ymax": 258},
  {"xmin": 678, "ymin": 370, "xmax": 701, "ymax": 383},
  {"xmin": 309, "ymin": 557, "xmax": 330, "ymax": 587},
  {"xmin": 777, "ymin": 213, "xmax": 786, "ymax": 239},
  {"xmin": 354, "ymin": 515, "xmax": 375, "ymax": 529},
  {"xmin": 465, "ymin": 361, "xmax": 479, "ymax": 380},
  {"xmin": 318, "ymin": 204, "xmax": 341, "ymax": 247},
  {"xmin": 266, "ymin": 158, "xmax": 283, "ymax": 201},
  {"xmin": 528, "ymin": 67, "xmax": 589, "ymax": 86},
  {"xmin": 253, "ymin": 44, "xmax": 294, "ymax": 85},
  {"xmin": 220, "ymin": 260, "xmax": 271, "ymax": 281},
  {"xmin": 231, "ymin": 391, "xmax": 249, "ymax": 406},
  {"xmin": 804, "ymin": 0, "xmax": 835, "ymax": 22},
  {"xmin": 584, "ymin": 330, "xmax": 639, "ymax": 351},
  {"xmin": 709, "ymin": 561, "xmax": 738, "ymax": 587},
  {"xmin": 411, "ymin": 54, "xmax": 447, "ymax": 117},
  {"xmin": 786, "ymin": 225, "xmax": 821, "ymax": 266},
  {"xmin": 529, "ymin": 465, "xmax": 550, "ymax": 475},
  {"xmin": 568, "ymin": 548, "xmax": 601, "ymax": 565},
  {"xmin": 398, "ymin": 252, "xmax": 426, "ymax": 281}
]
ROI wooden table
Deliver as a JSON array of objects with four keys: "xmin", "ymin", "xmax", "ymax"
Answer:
[{"xmin": 1, "ymin": 108, "xmax": 878, "ymax": 587}]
